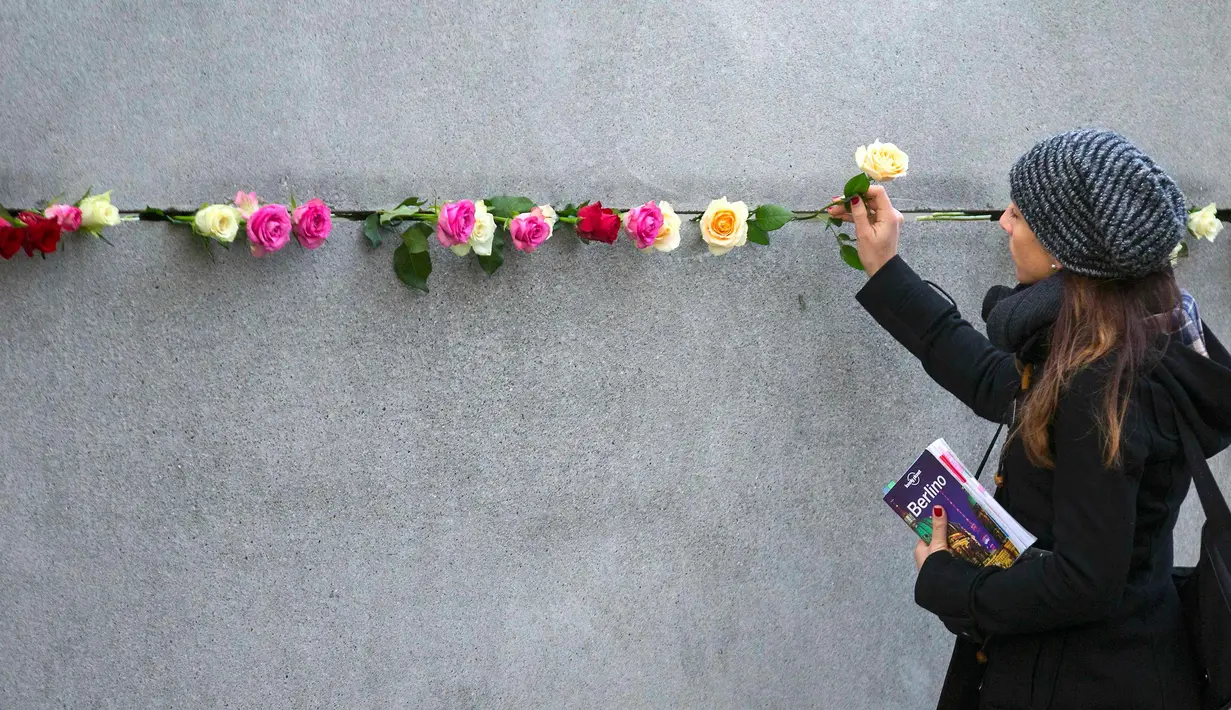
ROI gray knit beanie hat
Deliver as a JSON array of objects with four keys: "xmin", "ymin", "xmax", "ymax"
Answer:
[{"xmin": 1008, "ymin": 128, "xmax": 1187, "ymax": 278}]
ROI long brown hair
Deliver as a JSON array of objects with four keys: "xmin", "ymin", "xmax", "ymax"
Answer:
[{"xmin": 1018, "ymin": 269, "xmax": 1179, "ymax": 468}]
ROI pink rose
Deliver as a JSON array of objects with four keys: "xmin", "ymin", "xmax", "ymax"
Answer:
[
  {"xmin": 624, "ymin": 201, "xmax": 664, "ymax": 249},
  {"xmin": 247, "ymin": 204, "xmax": 292, "ymax": 257},
  {"xmin": 509, "ymin": 207, "xmax": 552, "ymax": 253},
  {"xmin": 44, "ymin": 204, "xmax": 83, "ymax": 232},
  {"xmin": 234, "ymin": 191, "xmax": 260, "ymax": 218},
  {"xmin": 292, "ymin": 198, "xmax": 332, "ymax": 250},
  {"xmin": 436, "ymin": 200, "xmax": 476, "ymax": 248}
]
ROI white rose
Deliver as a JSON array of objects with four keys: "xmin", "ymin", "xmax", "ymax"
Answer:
[
  {"xmin": 855, "ymin": 141, "xmax": 909, "ymax": 182},
  {"xmin": 1187, "ymin": 203, "xmax": 1222, "ymax": 241},
  {"xmin": 538, "ymin": 204, "xmax": 558, "ymax": 228},
  {"xmin": 192, "ymin": 204, "xmax": 242, "ymax": 243},
  {"xmin": 451, "ymin": 200, "xmax": 497, "ymax": 256},
  {"xmin": 78, "ymin": 191, "xmax": 122, "ymax": 231},
  {"xmin": 649, "ymin": 201, "xmax": 681, "ymax": 252}
]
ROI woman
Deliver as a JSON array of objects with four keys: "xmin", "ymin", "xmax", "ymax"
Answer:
[{"xmin": 829, "ymin": 129, "xmax": 1231, "ymax": 709}]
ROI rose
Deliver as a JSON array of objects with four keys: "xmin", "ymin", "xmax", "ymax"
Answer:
[
  {"xmin": 292, "ymin": 198, "xmax": 333, "ymax": 249},
  {"xmin": 576, "ymin": 202, "xmax": 621, "ymax": 244},
  {"xmin": 246, "ymin": 204, "xmax": 292, "ymax": 256},
  {"xmin": 855, "ymin": 141, "xmax": 909, "ymax": 182},
  {"xmin": 17, "ymin": 211, "xmax": 62, "ymax": 256},
  {"xmin": 44, "ymin": 204, "xmax": 83, "ymax": 232},
  {"xmin": 0, "ymin": 229, "xmax": 20, "ymax": 259},
  {"xmin": 234, "ymin": 191, "xmax": 260, "ymax": 219},
  {"xmin": 1188, "ymin": 203, "xmax": 1223, "ymax": 241},
  {"xmin": 647, "ymin": 201, "xmax": 682, "ymax": 253},
  {"xmin": 700, "ymin": 197, "xmax": 749, "ymax": 256},
  {"xmin": 78, "ymin": 191, "xmax": 121, "ymax": 231},
  {"xmin": 436, "ymin": 200, "xmax": 476, "ymax": 249},
  {"xmin": 193, "ymin": 204, "xmax": 243, "ymax": 243},
  {"xmin": 537, "ymin": 204, "xmax": 558, "ymax": 228},
  {"xmin": 451, "ymin": 201, "xmax": 496, "ymax": 256},
  {"xmin": 509, "ymin": 207, "xmax": 552, "ymax": 252},
  {"xmin": 0, "ymin": 219, "xmax": 23, "ymax": 259},
  {"xmin": 624, "ymin": 201, "xmax": 665, "ymax": 249}
]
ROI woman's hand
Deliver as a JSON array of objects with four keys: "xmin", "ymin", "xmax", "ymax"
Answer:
[
  {"xmin": 915, "ymin": 505, "xmax": 950, "ymax": 570},
  {"xmin": 826, "ymin": 185, "xmax": 903, "ymax": 276}
]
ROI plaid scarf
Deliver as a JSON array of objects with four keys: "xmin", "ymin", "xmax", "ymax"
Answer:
[{"xmin": 1177, "ymin": 289, "xmax": 1209, "ymax": 357}]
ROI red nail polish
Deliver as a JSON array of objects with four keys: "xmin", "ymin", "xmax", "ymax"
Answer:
[
  {"xmin": 851, "ymin": 196, "xmax": 861, "ymax": 205},
  {"xmin": 933, "ymin": 505, "xmax": 943, "ymax": 517}
]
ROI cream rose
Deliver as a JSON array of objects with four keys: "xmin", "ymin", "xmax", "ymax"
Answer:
[
  {"xmin": 451, "ymin": 200, "xmax": 497, "ymax": 256},
  {"xmin": 537, "ymin": 204, "xmax": 558, "ymax": 228},
  {"xmin": 1187, "ymin": 203, "xmax": 1222, "ymax": 242},
  {"xmin": 700, "ymin": 197, "xmax": 749, "ymax": 256},
  {"xmin": 192, "ymin": 204, "xmax": 243, "ymax": 243},
  {"xmin": 646, "ymin": 201, "xmax": 681, "ymax": 252},
  {"xmin": 78, "ymin": 191, "xmax": 122, "ymax": 231},
  {"xmin": 855, "ymin": 141, "xmax": 909, "ymax": 182}
]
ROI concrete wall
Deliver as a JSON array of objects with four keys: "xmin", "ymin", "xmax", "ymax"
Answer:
[{"xmin": 2, "ymin": 1, "xmax": 1229, "ymax": 708}]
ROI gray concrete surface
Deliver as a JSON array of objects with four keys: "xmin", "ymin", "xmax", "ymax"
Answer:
[
  {"xmin": 2, "ymin": 219, "xmax": 1229, "ymax": 709},
  {"xmin": 3, "ymin": 0, "xmax": 1231, "ymax": 707},
  {"xmin": 1, "ymin": 0, "xmax": 1229, "ymax": 212}
]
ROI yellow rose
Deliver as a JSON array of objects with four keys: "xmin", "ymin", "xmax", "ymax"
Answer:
[
  {"xmin": 192, "ymin": 204, "xmax": 242, "ymax": 243},
  {"xmin": 1187, "ymin": 203, "xmax": 1222, "ymax": 241},
  {"xmin": 855, "ymin": 141, "xmax": 909, "ymax": 182},
  {"xmin": 650, "ymin": 201, "xmax": 682, "ymax": 253},
  {"xmin": 78, "ymin": 191, "xmax": 121, "ymax": 231},
  {"xmin": 700, "ymin": 197, "xmax": 749, "ymax": 256}
]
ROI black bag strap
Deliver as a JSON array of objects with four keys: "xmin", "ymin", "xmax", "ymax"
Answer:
[
  {"xmin": 1177, "ymin": 417, "xmax": 1231, "ymax": 536},
  {"xmin": 974, "ymin": 423, "xmax": 1004, "ymax": 481}
]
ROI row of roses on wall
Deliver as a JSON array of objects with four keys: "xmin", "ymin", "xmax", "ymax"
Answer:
[{"xmin": 3, "ymin": 141, "xmax": 1225, "ymax": 293}]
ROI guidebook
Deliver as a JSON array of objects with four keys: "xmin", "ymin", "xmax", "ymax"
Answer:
[{"xmin": 883, "ymin": 439, "xmax": 1036, "ymax": 568}]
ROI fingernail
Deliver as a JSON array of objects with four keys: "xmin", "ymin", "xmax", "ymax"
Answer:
[
  {"xmin": 851, "ymin": 196, "xmax": 861, "ymax": 205},
  {"xmin": 933, "ymin": 505, "xmax": 943, "ymax": 517}
]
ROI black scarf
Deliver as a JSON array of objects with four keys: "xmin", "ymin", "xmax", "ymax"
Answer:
[{"xmin": 982, "ymin": 273, "xmax": 1064, "ymax": 361}]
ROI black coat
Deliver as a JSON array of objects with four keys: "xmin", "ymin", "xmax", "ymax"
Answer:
[{"xmin": 856, "ymin": 256, "xmax": 1231, "ymax": 710}]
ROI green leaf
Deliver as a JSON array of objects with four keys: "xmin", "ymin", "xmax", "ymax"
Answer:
[
  {"xmin": 837, "ymin": 232, "xmax": 855, "ymax": 243},
  {"xmin": 754, "ymin": 204, "xmax": 795, "ymax": 232},
  {"xmin": 393, "ymin": 237, "xmax": 432, "ymax": 293},
  {"xmin": 487, "ymin": 196, "xmax": 535, "ymax": 220},
  {"xmin": 380, "ymin": 205, "xmax": 421, "ymax": 225},
  {"xmin": 76, "ymin": 187, "xmax": 92, "ymax": 205},
  {"xmin": 289, "ymin": 193, "xmax": 298, "ymax": 210},
  {"xmin": 0, "ymin": 204, "xmax": 20, "ymax": 224},
  {"xmin": 363, "ymin": 214, "xmax": 383, "ymax": 247},
  {"xmin": 844, "ymin": 173, "xmax": 871, "ymax": 198},
  {"xmin": 747, "ymin": 221, "xmax": 770, "ymax": 245},
  {"xmin": 828, "ymin": 216, "xmax": 843, "ymax": 228},
  {"xmin": 141, "ymin": 206, "xmax": 169, "ymax": 221},
  {"xmin": 477, "ymin": 231, "xmax": 505, "ymax": 275},
  {"xmin": 402, "ymin": 222, "xmax": 432, "ymax": 252},
  {"xmin": 839, "ymin": 244, "xmax": 865, "ymax": 271},
  {"xmin": 397, "ymin": 196, "xmax": 424, "ymax": 209}
]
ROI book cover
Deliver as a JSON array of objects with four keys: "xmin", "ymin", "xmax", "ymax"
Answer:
[{"xmin": 883, "ymin": 449, "xmax": 1021, "ymax": 568}]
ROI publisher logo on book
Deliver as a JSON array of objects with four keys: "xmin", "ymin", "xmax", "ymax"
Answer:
[{"xmin": 905, "ymin": 469, "xmax": 923, "ymax": 488}]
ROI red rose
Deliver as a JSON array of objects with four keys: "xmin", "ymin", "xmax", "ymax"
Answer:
[
  {"xmin": 576, "ymin": 201, "xmax": 621, "ymax": 244},
  {"xmin": 0, "ymin": 221, "xmax": 22, "ymax": 259},
  {"xmin": 17, "ymin": 211, "xmax": 62, "ymax": 257}
]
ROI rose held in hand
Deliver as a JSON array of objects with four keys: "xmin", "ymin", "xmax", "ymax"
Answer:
[
  {"xmin": 1188, "ymin": 203, "xmax": 1223, "ymax": 241},
  {"xmin": 624, "ymin": 201, "xmax": 664, "ymax": 249},
  {"xmin": 856, "ymin": 141, "xmax": 909, "ymax": 182},
  {"xmin": 247, "ymin": 204, "xmax": 292, "ymax": 256},
  {"xmin": 292, "ymin": 198, "xmax": 333, "ymax": 249}
]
